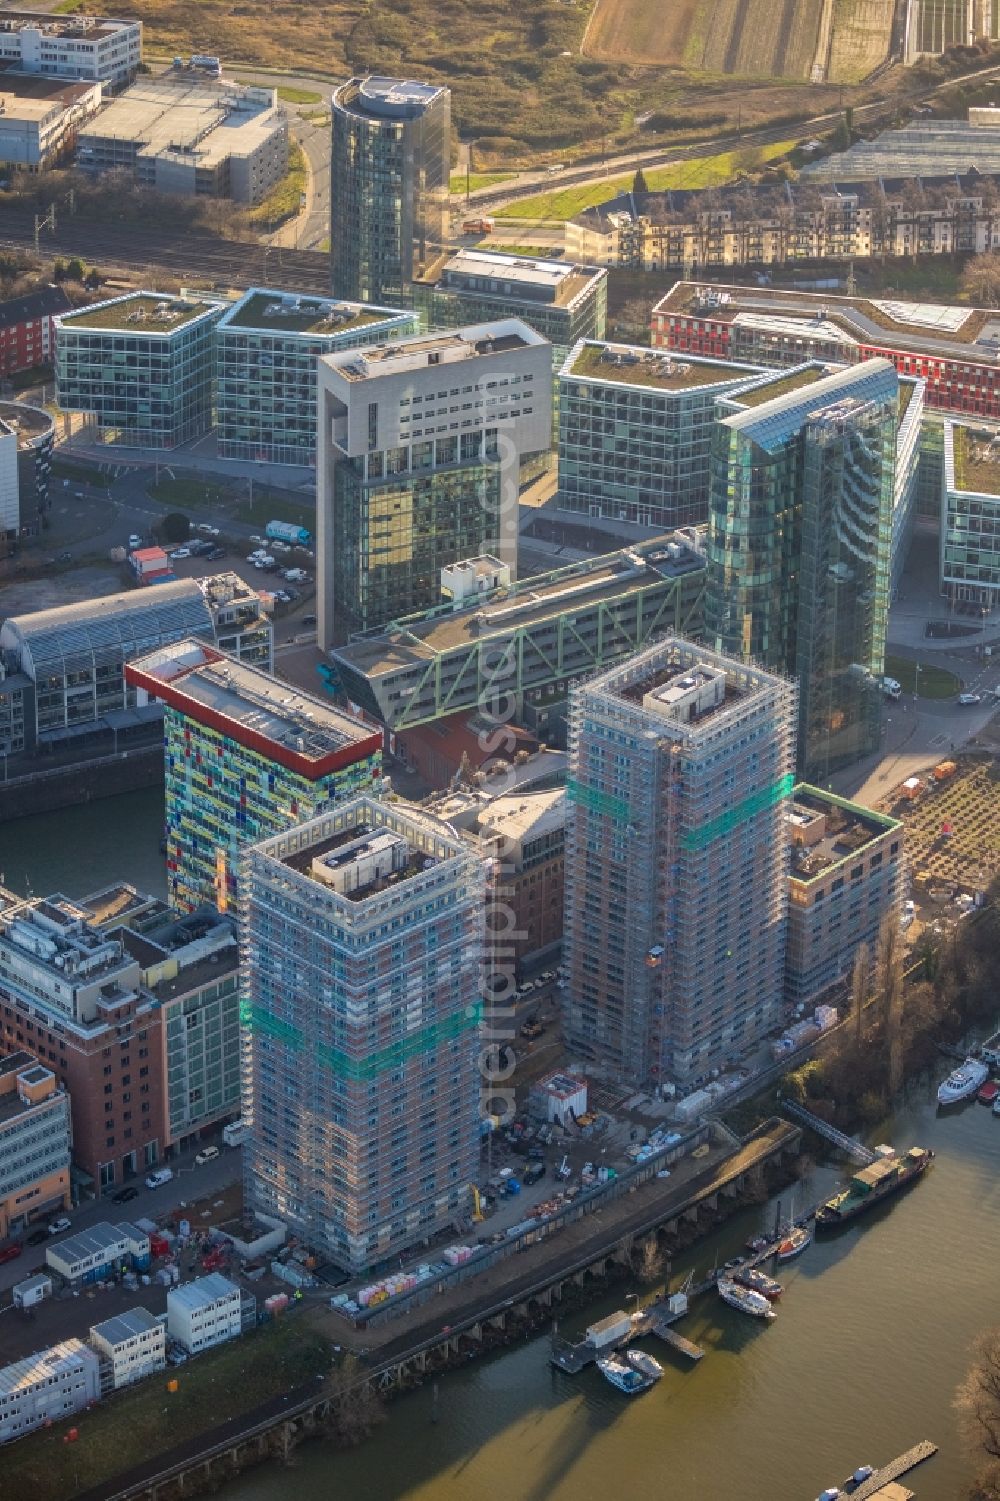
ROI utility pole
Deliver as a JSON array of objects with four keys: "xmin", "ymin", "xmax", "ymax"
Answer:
[{"xmin": 34, "ymin": 203, "xmax": 56, "ymax": 254}]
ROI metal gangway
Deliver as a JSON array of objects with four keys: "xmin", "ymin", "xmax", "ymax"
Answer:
[{"xmin": 780, "ymin": 1100, "xmax": 877, "ymax": 1166}]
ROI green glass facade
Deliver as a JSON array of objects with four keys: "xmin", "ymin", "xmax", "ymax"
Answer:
[
  {"xmin": 707, "ymin": 359, "xmax": 897, "ymax": 783},
  {"xmin": 215, "ymin": 291, "xmax": 416, "ymax": 466},
  {"xmin": 333, "ymin": 450, "xmax": 502, "ymax": 635},
  {"xmin": 55, "ymin": 294, "xmax": 222, "ymax": 449},
  {"xmin": 331, "ymin": 77, "xmax": 450, "ymax": 305}
]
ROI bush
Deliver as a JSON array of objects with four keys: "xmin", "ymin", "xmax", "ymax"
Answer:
[{"xmin": 160, "ymin": 512, "xmax": 190, "ymax": 543}]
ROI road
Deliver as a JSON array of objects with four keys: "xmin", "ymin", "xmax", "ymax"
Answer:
[{"xmin": 0, "ymin": 1143, "xmax": 242, "ymax": 1294}]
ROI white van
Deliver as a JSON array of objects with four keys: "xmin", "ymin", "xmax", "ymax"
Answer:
[
  {"xmin": 881, "ymin": 676, "xmax": 902, "ymax": 700},
  {"xmin": 144, "ymin": 1167, "xmax": 174, "ymax": 1190}
]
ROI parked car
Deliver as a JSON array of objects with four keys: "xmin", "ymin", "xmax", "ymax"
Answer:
[
  {"xmin": 128, "ymin": 534, "xmax": 142, "ymax": 549},
  {"xmin": 195, "ymin": 1145, "xmax": 220, "ymax": 1165},
  {"xmin": 144, "ymin": 1167, "xmax": 174, "ymax": 1190},
  {"xmin": 47, "ymin": 1216, "xmax": 72, "ymax": 1236},
  {"xmin": 958, "ymin": 692, "xmax": 982, "ymax": 705},
  {"xmin": 195, "ymin": 524, "xmax": 220, "ymax": 536},
  {"xmin": 169, "ymin": 548, "xmax": 191, "ymax": 561},
  {"xmin": 112, "ymin": 1185, "xmax": 139, "ymax": 1204},
  {"xmin": 270, "ymin": 541, "xmax": 291, "ymax": 554},
  {"xmin": 25, "ymin": 1228, "xmax": 49, "ymax": 1247},
  {"xmin": 0, "ymin": 1241, "xmax": 23, "ymax": 1264},
  {"xmin": 301, "ymin": 614, "xmax": 317, "ymax": 627},
  {"xmin": 207, "ymin": 547, "xmax": 226, "ymax": 560},
  {"xmin": 249, "ymin": 535, "xmax": 264, "ymax": 545}
]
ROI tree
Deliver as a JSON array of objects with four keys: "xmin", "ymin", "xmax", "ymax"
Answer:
[
  {"xmin": 874, "ymin": 914, "xmax": 905, "ymax": 1096},
  {"xmin": 611, "ymin": 296, "xmax": 654, "ymax": 343},
  {"xmin": 961, "ymin": 252, "xmax": 1000, "ymax": 309},
  {"xmin": 65, "ymin": 258, "xmax": 84, "ymax": 283},
  {"xmin": 160, "ymin": 511, "xmax": 190, "ymax": 543},
  {"xmin": 632, "ymin": 167, "xmax": 649, "ymax": 196},
  {"xmin": 955, "ymin": 1329, "xmax": 1000, "ymax": 1498},
  {"xmin": 849, "ymin": 941, "xmax": 870, "ymax": 1047}
]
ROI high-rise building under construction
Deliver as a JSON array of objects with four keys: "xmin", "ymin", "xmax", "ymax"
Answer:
[{"xmin": 562, "ymin": 636, "xmax": 796, "ymax": 1085}]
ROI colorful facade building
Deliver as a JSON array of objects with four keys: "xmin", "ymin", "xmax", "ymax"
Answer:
[
  {"xmin": 125, "ymin": 639, "xmax": 382, "ymax": 913},
  {"xmin": 0, "ymin": 286, "xmax": 73, "ymax": 378}
]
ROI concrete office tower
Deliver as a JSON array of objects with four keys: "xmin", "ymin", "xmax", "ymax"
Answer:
[
  {"xmin": 557, "ymin": 341, "xmax": 771, "ymax": 530},
  {"xmin": 215, "ymin": 288, "xmax": 416, "ymax": 466},
  {"xmin": 55, "ymin": 292, "xmax": 222, "ymax": 448},
  {"xmin": 706, "ymin": 358, "xmax": 898, "ymax": 784},
  {"xmin": 125, "ymin": 639, "xmax": 382, "ymax": 914},
  {"xmin": 563, "ymin": 636, "xmax": 795, "ymax": 1085},
  {"xmin": 316, "ymin": 319, "xmax": 551, "ymax": 645},
  {"xmin": 241, "ymin": 796, "xmax": 486, "ymax": 1274},
  {"xmin": 331, "ymin": 77, "xmax": 450, "ymax": 305},
  {"xmin": 0, "ymin": 401, "xmax": 54, "ymax": 541}
]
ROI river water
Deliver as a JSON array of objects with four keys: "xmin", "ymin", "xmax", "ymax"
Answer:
[
  {"xmin": 0, "ymin": 787, "xmax": 166, "ymax": 901},
  {"xmin": 224, "ymin": 1087, "xmax": 994, "ymax": 1501},
  {"xmin": 3, "ymin": 794, "xmax": 993, "ymax": 1500}
]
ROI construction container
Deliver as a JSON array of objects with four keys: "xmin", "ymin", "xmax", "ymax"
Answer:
[{"xmin": 586, "ymin": 1311, "xmax": 631, "ymax": 1348}]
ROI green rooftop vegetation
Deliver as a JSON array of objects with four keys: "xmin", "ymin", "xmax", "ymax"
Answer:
[
  {"xmin": 63, "ymin": 295, "xmax": 216, "ymax": 333},
  {"xmin": 730, "ymin": 366, "xmax": 829, "ymax": 409},
  {"xmin": 952, "ymin": 423, "xmax": 1000, "ymax": 496},
  {"xmin": 225, "ymin": 292, "xmax": 387, "ymax": 335},
  {"xmin": 569, "ymin": 341, "xmax": 755, "ymax": 392}
]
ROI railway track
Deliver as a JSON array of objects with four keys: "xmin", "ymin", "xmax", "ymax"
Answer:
[{"xmin": 0, "ymin": 214, "xmax": 331, "ymax": 291}]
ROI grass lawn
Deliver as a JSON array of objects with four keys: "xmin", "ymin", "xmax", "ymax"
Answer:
[
  {"xmin": 149, "ymin": 477, "xmax": 232, "ymax": 510},
  {"xmin": 1, "ymin": 1318, "xmax": 331, "ymax": 1501},
  {"xmin": 481, "ymin": 242, "xmax": 563, "ymax": 259},
  {"xmin": 276, "ymin": 86, "xmax": 323, "ymax": 104},
  {"xmin": 234, "ymin": 494, "xmax": 315, "ymax": 530},
  {"xmin": 450, "ymin": 171, "xmax": 516, "ymax": 194},
  {"xmin": 884, "ymin": 655, "xmax": 962, "ymax": 698},
  {"xmin": 52, "ymin": 458, "xmax": 110, "ymax": 488},
  {"xmin": 502, "ymin": 141, "xmax": 797, "ymax": 221}
]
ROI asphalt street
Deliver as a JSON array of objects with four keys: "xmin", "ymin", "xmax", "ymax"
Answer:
[{"xmin": 0, "ymin": 1143, "xmax": 243, "ymax": 1294}]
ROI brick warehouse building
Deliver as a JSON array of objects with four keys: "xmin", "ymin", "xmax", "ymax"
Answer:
[
  {"xmin": 0, "ymin": 286, "xmax": 73, "ymax": 378},
  {"xmin": 0, "ymin": 896, "xmax": 165, "ymax": 1197},
  {"xmin": 652, "ymin": 281, "xmax": 1000, "ymax": 421}
]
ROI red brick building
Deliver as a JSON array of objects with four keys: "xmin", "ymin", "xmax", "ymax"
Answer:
[
  {"xmin": 652, "ymin": 281, "xmax": 1000, "ymax": 420},
  {"xmin": 0, "ymin": 895, "xmax": 164, "ymax": 1199},
  {"xmin": 0, "ymin": 286, "xmax": 73, "ymax": 378}
]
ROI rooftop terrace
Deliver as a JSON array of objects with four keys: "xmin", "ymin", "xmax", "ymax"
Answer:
[
  {"xmin": 788, "ymin": 784, "xmax": 900, "ymax": 883},
  {"xmin": 567, "ymin": 340, "xmax": 763, "ymax": 391},
  {"xmin": 221, "ymin": 290, "xmax": 391, "ymax": 336},
  {"xmin": 59, "ymin": 293, "xmax": 218, "ymax": 334},
  {"xmin": 0, "ymin": 400, "xmax": 53, "ymax": 446}
]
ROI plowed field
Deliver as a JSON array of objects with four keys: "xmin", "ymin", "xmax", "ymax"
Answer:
[{"xmin": 583, "ymin": 0, "xmax": 892, "ymax": 82}]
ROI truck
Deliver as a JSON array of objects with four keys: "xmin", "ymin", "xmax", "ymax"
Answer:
[
  {"xmin": 462, "ymin": 216, "xmax": 495, "ymax": 235},
  {"xmin": 266, "ymin": 520, "xmax": 311, "ymax": 546},
  {"xmin": 223, "ymin": 1120, "xmax": 250, "ymax": 1147}
]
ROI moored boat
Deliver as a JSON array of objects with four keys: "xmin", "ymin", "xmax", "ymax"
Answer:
[
  {"xmin": 597, "ymin": 1354, "xmax": 657, "ymax": 1394},
  {"xmin": 734, "ymin": 1265, "xmax": 783, "ymax": 1300},
  {"xmin": 775, "ymin": 1225, "xmax": 812, "ymax": 1261},
  {"xmin": 717, "ymin": 1278, "xmax": 776, "ymax": 1319},
  {"xmin": 815, "ymin": 1146, "xmax": 932, "ymax": 1229},
  {"xmin": 625, "ymin": 1349, "xmax": 663, "ymax": 1382},
  {"xmin": 937, "ymin": 1058, "xmax": 990, "ymax": 1105}
]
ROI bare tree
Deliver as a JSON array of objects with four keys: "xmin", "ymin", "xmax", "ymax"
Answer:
[
  {"xmin": 850, "ymin": 941, "xmax": 870, "ymax": 1047},
  {"xmin": 961, "ymin": 252, "xmax": 1000, "ymax": 309},
  {"xmin": 955, "ymin": 1329, "xmax": 1000, "ymax": 1499},
  {"xmin": 874, "ymin": 915, "xmax": 905, "ymax": 1096}
]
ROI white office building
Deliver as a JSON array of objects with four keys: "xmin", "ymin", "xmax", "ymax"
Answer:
[
  {"xmin": 0, "ymin": 1339, "xmax": 101, "ymax": 1444},
  {"xmin": 89, "ymin": 1306, "xmax": 165, "ymax": 1389},
  {"xmin": 166, "ymin": 1273, "xmax": 242, "ymax": 1353},
  {"xmin": 0, "ymin": 14, "xmax": 141, "ymax": 87}
]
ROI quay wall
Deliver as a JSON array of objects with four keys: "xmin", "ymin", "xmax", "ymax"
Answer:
[
  {"xmin": 0, "ymin": 746, "xmax": 163, "ymax": 823},
  {"xmin": 96, "ymin": 1118, "xmax": 802, "ymax": 1501}
]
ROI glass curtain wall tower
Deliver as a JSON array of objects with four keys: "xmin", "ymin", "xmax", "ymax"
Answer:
[
  {"xmin": 706, "ymin": 358, "xmax": 897, "ymax": 782},
  {"xmin": 331, "ymin": 77, "xmax": 450, "ymax": 305}
]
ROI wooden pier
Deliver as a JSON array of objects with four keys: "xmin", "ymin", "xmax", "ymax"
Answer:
[
  {"xmin": 651, "ymin": 1324, "xmax": 704, "ymax": 1362},
  {"xmin": 849, "ymin": 1440, "xmax": 938, "ymax": 1500}
]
